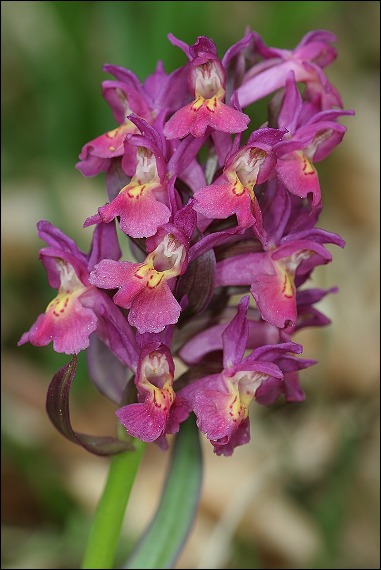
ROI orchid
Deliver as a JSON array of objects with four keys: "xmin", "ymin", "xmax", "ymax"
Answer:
[
  {"xmin": 193, "ymin": 127, "xmax": 285, "ymax": 236},
  {"xmin": 18, "ymin": 29, "xmax": 352, "ymax": 569},
  {"xmin": 76, "ymin": 74, "xmax": 153, "ymax": 177},
  {"xmin": 18, "ymin": 220, "xmax": 137, "ymax": 364},
  {"xmin": 84, "ymin": 117, "xmax": 172, "ymax": 238},
  {"xmin": 177, "ymin": 296, "xmax": 303, "ymax": 455},
  {"xmin": 273, "ymin": 71, "xmax": 354, "ymax": 206},
  {"xmin": 164, "ymin": 35, "xmax": 250, "ymax": 139},
  {"xmin": 116, "ymin": 341, "xmax": 190, "ymax": 448}
]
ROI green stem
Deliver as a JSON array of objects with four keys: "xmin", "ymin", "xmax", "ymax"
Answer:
[{"xmin": 81, "ymin": 434, "xmax": 146, "ymax": 569}]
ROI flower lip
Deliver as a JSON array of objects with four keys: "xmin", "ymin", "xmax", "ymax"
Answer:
[
  {"xmin": 191, "ymin": 60, "xmax": 225, "ymax": 100},
  {"xmin": 151, "ymin": 234, "xmax": 186, "ymax": 272}
]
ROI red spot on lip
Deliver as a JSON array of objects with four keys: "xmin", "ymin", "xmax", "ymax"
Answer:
[{"xmin": 302, "ymin": 158, "xmax": 315, "ymax": 175}]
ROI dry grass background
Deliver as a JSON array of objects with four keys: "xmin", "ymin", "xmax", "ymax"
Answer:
[{"xmin": 1, "ymin": 2, "xmax": 379, "ymax": 568}]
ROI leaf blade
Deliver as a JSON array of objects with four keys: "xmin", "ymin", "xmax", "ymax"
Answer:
[
  {"xmin": 46, "ymin": 355, "xmax": 133, "ymax": 456},
  {"xmin": 124, "ymin": 415, "xmax": 203, "ymax": 569}
]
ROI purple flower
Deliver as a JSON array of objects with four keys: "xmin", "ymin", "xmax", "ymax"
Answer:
[
  {"xmin": 273, "ymin": 72, "xmax": 354, "ymax": 206},
  {"xmin": 237, "ymin": 30, "xmax": 342, "ymax": 109},
  {"xmin": 18, "ymin": 30, "xmax": 352, "ymax": 459},
  {"xmin": 89, "ymin": 215, "xmax": 194, "ymax": 333},
  {"xmin": 18, "ymin": 221, "xmax": 137, "ymax": 364},
  {"xmin": 84, "ymin": 118, "xmax": 171, "ymax": 238},
  {"xmin": 116, "ymin": 342, "xmax": 189, "ymax": 448},
  {"xmin": 215, "ymin": 229, "xmax": 344, "ymax": 330},
  {"xmin": 164, "ymin": 36, "xmax": 249, "ymax": 139},
  {"xmin": 76, "ymin": 75, "xmax": 152, "ymax": 177},
  {"xmin": 178, "ymin": 297, "xmax": 302, "ymax": 455},
  {"xmin": 193, "ymin": 127, "xmax": 285, "ymax": 235}
]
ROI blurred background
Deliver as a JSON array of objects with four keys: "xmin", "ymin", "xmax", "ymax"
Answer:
[{"xmin": 1, "ymin": 1, "xmax": 379, "ymax": 568}]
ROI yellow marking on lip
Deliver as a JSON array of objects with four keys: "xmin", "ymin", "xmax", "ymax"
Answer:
[
  {"xmin": 192, "ymin": 87, "xmax": 225, "ymax": 113},
  {"xmin": 46, "ymin": 289, "xmax": 82, "ymax": 318},
  {"xmin": 295, "ymin": 151, "xmax": 315, "ymax": 176},
  {"xmin": 277, "ymin": 264, "xmax": 295, "ymax": 299},
  {"xmin": 126, "ymin": 184, "xmax": 146, "ymax": 199},
  {"xmin": 226, "ymin": 171, "xmax": 254, "ymax": 201}
]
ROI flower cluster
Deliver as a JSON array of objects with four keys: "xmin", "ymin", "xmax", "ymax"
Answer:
[{"xmin": 19, "ymin": 31, "xmax": 352, "ymax": 456}]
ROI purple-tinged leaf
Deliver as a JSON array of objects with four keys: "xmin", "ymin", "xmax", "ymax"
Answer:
[{"xmin": 46, "ymin": 355, "xmax": 133, "ymax": 456}]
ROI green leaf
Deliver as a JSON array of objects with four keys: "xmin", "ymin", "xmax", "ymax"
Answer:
[
  {"xmin": 123, "ymin": 415, "xmax": 203, "ymax": 569},
  {"xmin": 81, "ymin": 430, "xmax": 146, "ymax": 569},
  {"xmin": 46, "ymin": 355, "xmax": 133, "ymax": 456}
]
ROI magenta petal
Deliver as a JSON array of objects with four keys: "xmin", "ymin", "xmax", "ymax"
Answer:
[
  {"xmin": 79, "ymin": 124, "xmax": 132, "ymax": 160},
  {"xmin": 215, "ymin": 253, "xmax": 269, "ymax": 288},
  {"xmin": 254, "ymin": 377, "xmax": 284, "ymax": 405},
  {"xmin": 212, "ymin": 417, "xmax": 250, "ymax": 456},
  {"xmin": 75, "ymin": 156, "xmax": 110, "ymax": 177},
  {"xmin": 84, "ymin": 212, "xmax": 102, "ymax": 228},
  {"xmin": 193, "ymin": 389, "xmax": 232, "ymax": 441},
  {"xmin": 276, "ymin": 151, "xmax": 321, "ymax": 206},
  {"xmin": 237, "ymin": 60, "xmax": 310, "ymax": 107},
  {"xmin": 222, "ymin": 296, "xmax": 249, "ymax": 369},
  {"xmin": 129, "ymin": 283, "xmax": 181, "ymax": 333},
  {"xmin": 37, "ymin": 221, "xmax": 87, "ymax": 261},
  {"xmin": 100, "ymin": 190, "xmax": 171, "ymax": 238},
  {"xmin": 116, "ymin": 402, "xmax": 165, "ymax": 442},
  {"xmin": 165, "ymin": 397, "xmax": 192, "ymax": 435},
  {"xmin": 251, "ymin": 270, "xmax": 297, "ymax": 329},
  {"xmin": 207, "ymin": 102, "xmax": 249, "ymax": 134},
  {"xmin": 113, "ymin": 279, "xmax": 146, "ymax": 310},
  {"xmin": 164, "ymin": 101, "xmax": 249, "ymax": 139},
  {"xmin": 164, "ymin": 103, "xmax": 200, "ymax": 139},
  {"xmin": 179, "ymin": 323, "xmax": 227, "ymax": 364},
  {"xmin": 89, "ymin": 259, "xmax": 139, "ymax": 290},
  {"xmin": 18, "ymin": 296, "xmax": 97, "ymax": 355}
]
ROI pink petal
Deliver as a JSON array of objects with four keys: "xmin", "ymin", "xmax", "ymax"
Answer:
[
  {"xmin": 99, "ymin": 189, "xmax": 171, "ymax": 238},
  {"xmin": 276, "ymin": 151, "xmax": 321, "ymax": 206},
  {"xmin": 194, "ymin": 180, "xmax": 249, "ymax": 222},
  {"xmin": 212, "ymin": 417, "xmax": 250, "ymax": 456},
  {"xmin": 90, "ymin": 258, "xmax": 139, "ymax": 286},
  {"xmin": 251, "ymin": 269, "xmax": 297, "ymax": 329},
  {"xmin": 116, "ymin": 402, "xmax": 166, "ymax": 442},
  {"xmin": 163, "ymin": 103, "xmax": 200, "ymax": 139},
  {"xmin": 79, "ymin": 123, "xmax": 133, "ymax": 160},
  {"xmin": 76, "ymin": 156, "xmax": 110, "ymax": 177},
  {"xmin": 128, "ymin": 282, "xmax": 181, "ymax": 333},
  {"xmin": 206, "ymin": 102, "xmax": 249, "ymax": 134},
  {"xmin": 18, "ymin": 295, "xmax": 97, "ymax": 355},
  {"xmin": 193, "ymin": 389, "xmax": 233, "ymax": 441}
]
